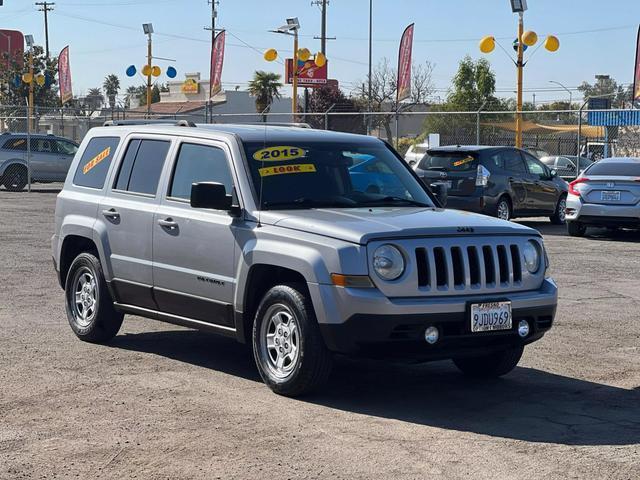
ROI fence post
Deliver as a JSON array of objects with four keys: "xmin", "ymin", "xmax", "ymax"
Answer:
[
  {"xmin": 25, "ymin": 98, "xmax": 31, "ymax": 192},
  {"xmin": 325, "ymin": 104, "xmax": 335, "ymax": 130},
  {"xmin": 394, "ymin": 110, "xmax": 399, "ymax": 148},
  {"xmin": 476, "ymin": 100, "xmax": 487, "ymax": 146}
]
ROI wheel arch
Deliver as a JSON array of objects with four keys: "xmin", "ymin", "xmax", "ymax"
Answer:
[{"xmin": 59, "ymin": 234, "xmax": 99, "ymax": 288}]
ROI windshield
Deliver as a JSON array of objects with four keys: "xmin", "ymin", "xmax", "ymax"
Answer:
[
  {"xmin": 242, "ymin": 141, "xmax": 435, "ymax": 210},
  {"xmin": 419, "ymin": 152, "xmax": 478, "ymax": 172}
]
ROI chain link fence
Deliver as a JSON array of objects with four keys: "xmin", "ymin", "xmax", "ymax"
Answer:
[{"xmin": 1, "ymin": 104, "xmax": 638, "ymax": 191}]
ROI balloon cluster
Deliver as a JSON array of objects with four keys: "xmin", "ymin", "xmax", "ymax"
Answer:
[
  {"xmin": 479, "ymin": 32, "xmax": 559, "ymax": 54},
  {"xmin": 126, "ymin": 65, "xmax": 177, "ymax": 78},
  {"xmin": 17, "ymin": 72, "xmax": 53, "ymax": 87},
  {"xmin": 263, "ymin": 48, "xmax": 326, "ymax": 67}
]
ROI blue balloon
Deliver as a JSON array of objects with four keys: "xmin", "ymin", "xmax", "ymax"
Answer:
[
  {"xmin": 13, "ymin": 75, "xmax": 21, "ymax": 88},
  {"xmin": 126, "ymin": 65, "xmax": 137, "ymax": 77},
  {"xmin": 512, "ymin": 39, "xmax": 528, "ymax": 52},
  {"xmin": 44, "ymin": 72, "xmax": 52, "ymax": 88},
  {"xmin": 166, "ymin": 66, "xmax": 177, "ymax": 78}
]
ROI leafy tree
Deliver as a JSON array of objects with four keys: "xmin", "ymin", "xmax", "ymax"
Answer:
[
  {"xmin": 248, "ymin": 71, "xmax": 283, "ymax": 121},
  {"xmin": 447, "ymin": 56, "xmax": 497, "ymax": 110},
  {"xmin": 577, "ymin": 76, "xmax": 631, "ymax": 108},
  {"xmin": 304, "ymin": 85, "xmax": 362, "ymax": 132},
  {"xmin": 102, "ymin": 74, "xmax": 121, "ymax": 110},
  {"xmin": 0, "ymin": 45, "xmax": 59, "ymax": 109},
  {"xmin": 125, "ymin": 85, "xmax": 141, "ymax": 108}
]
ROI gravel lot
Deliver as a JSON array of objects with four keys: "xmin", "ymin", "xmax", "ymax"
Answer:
[{"xmin": 1, "ymin": 185, "xmax": 639, "ymax": 480}]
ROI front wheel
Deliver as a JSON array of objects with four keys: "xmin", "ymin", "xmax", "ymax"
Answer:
[
  {"xmin": 252, "ymin": 284, "xmax": 333, "ymax": 397},
  {"xmin": 65, "ymin": 252, "xmax": 124, "ymax": 343},
  {"xmin": 453, "ymin": 345, "xmax": 524, "ymax": 378},
  {"xmin": 550, "ymin": 195, "xmax": 567, "ymax": 225}
]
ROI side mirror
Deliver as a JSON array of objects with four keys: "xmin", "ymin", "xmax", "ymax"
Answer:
[
  {"xmin": 550, "ymin": 169, "xmax": 558, "ymax": 178},
  {"xmin": 190, "ymin": 182, "xmax": 232, "ymax": 210},
  {"xmin": 409, "ymin": 160, "xmax": 416, "ymax": 166},
  {"xmin": 430, "ymin": 182, "xmax": 448, "ymax": 207}
]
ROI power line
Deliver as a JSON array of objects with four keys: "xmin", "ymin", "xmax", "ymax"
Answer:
[{"xmin": 35, "ymin": 1, "xmax": 54, "ymax": 58}]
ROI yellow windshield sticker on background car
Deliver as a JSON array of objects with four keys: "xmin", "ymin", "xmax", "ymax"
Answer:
[
  {"xmin": 253, "ymin": 146, "xmax": 305, "ymax": 162},
  {"xmin": 259, "ymin": 163, "xmax": 316, "ymax": 177},
  {"xmin": 82, "ymin": 147, "xmax": 111, "ymax": 174},
  {"xmin": 453, "ymin": 156, "xmax": 474, "ymax": 167}
]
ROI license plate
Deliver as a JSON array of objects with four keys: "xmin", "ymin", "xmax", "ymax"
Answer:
[
  {"xmin": 471, "ymin": 301, "xmax": 512, "ymax": 332},
  {"xmin": 601, "ymin": 191, "xmax": 620, "ymax": 201}
]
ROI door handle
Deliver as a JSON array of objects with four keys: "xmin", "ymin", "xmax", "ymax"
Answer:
[
  {"xmin": 158, "ymin": 218, "xmax": 178, "ymax": 229},
  {"xmin": 101, "ymin": 208, "xmax": 120, "ymax": 219}
]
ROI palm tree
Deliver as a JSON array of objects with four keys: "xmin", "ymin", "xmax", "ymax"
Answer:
[
  {"xmin": 248, "ymin": 71, "xmax": 283, "ymax": 121},
  {"xmin": 125, "ymin": 85, "xmax": 142, "ymax": 108},
  {"xmin": 103, "ymin": 74, "xmax": 121, "ymax": 110},
  {"xmin": 85, "ymin": 87, "xmax": 104, "ymax": 113}
]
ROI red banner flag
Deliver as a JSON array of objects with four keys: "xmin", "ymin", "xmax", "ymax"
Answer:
[
  {"xmin": 397, "ymin": 23, "xmax": 414, "ymax": 103},
  {"xmin": 210, "ymin": 30, "xmax": 226, "ymax": 98},
  {"xmin": 633, "ymin": 25, "xmax": 640, "ymax": 104},
  {"xmin": 58, "ymin": 45, "xmax": 73, "ymax": 105}
]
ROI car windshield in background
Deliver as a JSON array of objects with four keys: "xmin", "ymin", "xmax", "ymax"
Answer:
[
  {"xmin": 585, "ymin": 161, "xmax": 640, "ymax": 176},
  {"xmin": 419, "ymin": 152, "xmax": 478, "ymax": 172},
  {"xmin": 242, "ymin": 141, "xmax": 435, "ymax": 210}
]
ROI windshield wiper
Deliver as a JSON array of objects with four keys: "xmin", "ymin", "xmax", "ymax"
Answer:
[
  {"xmin": 262, "ymin": 197, "xmax": 354, "ymax": 209},
  {"xmin": 361, "ymin": 196, "xmax": 431, "ymax": 207}
]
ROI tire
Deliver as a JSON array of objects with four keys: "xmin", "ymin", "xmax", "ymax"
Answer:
[
  {"xmin": 64, "ymin": 252, "xmax": 124, "ymax": 343},
  {"xmin": 495, "ymin": 196, "xmax": 512, "ymax": 221},
  {"xmin": 3, "ymin": 164, "xmax": 28, "ymax": 192},
  {"xmin": 252, "ymin": 283, "xmax": 333, "ymax": 397},
  {"xmin": 549, "ymin": 195, "xmax": 567, "ymax": 225},
  {"xmin": 567, "ymin": 220, "xmax": 586, "ymax": 237},
  {"xmin": 453, "ymin": 345, "xmax": 524, "ymax": 378}
]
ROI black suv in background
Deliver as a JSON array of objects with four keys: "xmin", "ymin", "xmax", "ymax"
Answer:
[{"xmin": 414, "ymin": 146, "xmax": 568, "ymax": 223}]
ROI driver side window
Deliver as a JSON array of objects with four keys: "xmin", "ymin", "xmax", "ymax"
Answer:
[{"xmin": 523, "ymin": 153, "xmax": 548, "ymax": 179}]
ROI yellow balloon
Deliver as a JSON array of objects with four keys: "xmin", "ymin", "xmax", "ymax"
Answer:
[
  {"xmin": 479, "ymin": 36, "xmax": 495, "ymax": 54},
  {"xmin": 544, "ymin": 35, "xmax": 560, "ymax": 52},
  {"xmin": 297, "ymin": 48, "xmax": 311, "ymax": 62},
  {"xmin": 35, "ymin": 74, "xmax": 45, "ymax": 86},
  {"xmin": 142, "ymin": 65, "xmax": 152, "ymax": 76},
  {"xmin": 264, "ymin": 48, "xmax": 278, "ymax": 62},
  {"xmin": 315, "ymin": 52, "xmax": 326, "ymax": 67},
  {"xmin": 22, "ymin": 73, "xmax": 33, "ymax": 84},
  {"xmin": 152, "ymin": 66, "xmax": 161, "ymax": 77},
  {"xmin": 521, "ymin": 30, "xmax": 538, "ymax": 47}
]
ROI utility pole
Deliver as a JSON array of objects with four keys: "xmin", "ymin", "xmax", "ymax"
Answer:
[
  {"xmin": 367, "ymin": 0, "xmax": 373, "ymax": 134},
  {"xmin": 35, "ymin": 2, "xmax": 54, "ymax": 58},
  {"xmin": 204, "ymin": 0, "xmax": 219, "ymax": 113},
  {"xmin": 311, "ymin": 0, "xmax": 334, "ymax": 55}
]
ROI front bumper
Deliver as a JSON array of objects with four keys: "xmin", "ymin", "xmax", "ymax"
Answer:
[
  {"xmin": 309, "ymin": 278, "xmax": 557, "ymax": 358},
  {"xmin": 566, "ymin": 194, "xmax": 640, "ymax": 227}
]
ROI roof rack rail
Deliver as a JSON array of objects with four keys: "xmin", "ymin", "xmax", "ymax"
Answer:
[
  {"xmin": 239, "ymin": 122, "xmax": 312, "ymax": 129},
  {"xmin": 103, "ymin": 119, "xmax": 196, "ymax": 127}
]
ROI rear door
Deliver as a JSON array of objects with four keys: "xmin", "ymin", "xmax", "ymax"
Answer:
[
  {"xmin": 522, "ymin": 151, "xmax": 558, "ymax": 213},
  {"xmin": 416, "ymin": 151, "xmax": 479, "ymax": 196},
  {"xmin": 53, "ymin": 139, "xmax": 79, "ymax": 181},
  {"xmin": 29, "ymin": 138, "xmax": 59, "ymax": 181}
]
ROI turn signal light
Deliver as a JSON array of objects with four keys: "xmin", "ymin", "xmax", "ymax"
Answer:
[
  {"xmin": 568, "ymin": 177, "xmax": 589, "ymax": 197},
  {"xmin": 331, "ymin": 274, "xmax": 374, "ymax": 288}
]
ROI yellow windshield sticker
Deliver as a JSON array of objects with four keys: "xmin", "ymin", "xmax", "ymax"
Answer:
[
  {"xmin": 82, "ymin": 147, "xmax": 111, "ymax": 174},
  {"xmin": 259, "ymin": 163, "xmax": 316, "ymax": 177},
  {"xmin": 13, "ymin": 139, "xmax": 26, "ymax": 147},
  {"xmin": 453, "ymin": 156, "xmax": 474, "ymax": 167},
  {"xmin": 253, "ymin": 146, "xmax": 305, "ymax": 162}
]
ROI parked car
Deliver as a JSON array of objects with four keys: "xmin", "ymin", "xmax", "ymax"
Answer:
[
  {"xmin": 0, "ymin": 132, "xmax": 79, "ymax": 191},
  {"xmin": 540, "ymin": 155, "xmax": 593, "ymax": 180},
  {"xmin": 414, "ymin": 145, "xmax": 568, "ymax": 223},
  {"xmin": 524, "ymin": 146, "xmax": 550, "ymax": 160},
  {"xmin": 565, "ymin": 157, "xmax": 640, "ymax": 236},
  {"xmin": 52, "ymin": 122, "xmax": 557, "ymax": 396},
  {"xmin": 404, "ymin": 142, "xmax": 429, "ymax": 166}
]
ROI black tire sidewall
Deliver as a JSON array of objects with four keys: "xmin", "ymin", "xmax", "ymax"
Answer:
[
  {"xmin": 4, "ymin": 165, "xmax": 27, "ymax": 192},
  {"xmin": 496, "ymin": 197, "xmax": 511, "ymax": 221}
]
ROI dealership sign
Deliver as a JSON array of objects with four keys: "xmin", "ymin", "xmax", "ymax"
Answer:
[
  {"xmin": 0, "ymin": 29, "xmax": 24, "ymax": 68},
  {"xmin": 285, "ymin": 58, "xmax": 328, "ymax": 87}
]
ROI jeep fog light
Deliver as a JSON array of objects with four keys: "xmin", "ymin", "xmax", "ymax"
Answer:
[
  {"xmin": 424, "ymin": 326, "xmax": 439, "ymax": 344},
  {"xmin": 518, "ymin": 320, "xmax": 530, "ymax": 338},
  {"xmin": 372, "ymin": 244, "xmax": 405, "ymax": 280}
]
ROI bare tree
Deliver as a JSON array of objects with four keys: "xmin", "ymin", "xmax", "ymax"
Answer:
[{"xmin": 357, "ymin": 58, "xmax": 435, "ymax": 143}]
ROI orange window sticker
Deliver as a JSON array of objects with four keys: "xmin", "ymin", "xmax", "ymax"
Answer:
[
  {"xmin": 453, "ymin": 156, "xmax": 474, "ymax": 167},
  {"xmin": 259, "ymin": 163, "xmax": 316, "ymax": 177},
  {"xmin": 12, "ymin": 139, "xmax": 26, "ymax": 147},
  {"xmin": 253, "ymin": 146, "xmax": 305, "ymax": 162},
  {"xmin": 82, "ymin": 147, "xmax": 111, "ymax": 174}
]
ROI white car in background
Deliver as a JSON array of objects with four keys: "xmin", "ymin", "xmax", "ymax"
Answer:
[{"xmin": 404, "ymin": 143, "xmax": 429, "ymax": 166}]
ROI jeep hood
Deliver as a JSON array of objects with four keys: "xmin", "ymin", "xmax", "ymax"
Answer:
[{"xmin": 261, "ymin": 207, "xmax": 537, "ymax": 244}]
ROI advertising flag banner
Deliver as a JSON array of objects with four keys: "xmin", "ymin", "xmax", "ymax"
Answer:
[
  {"xmin": 397, "ymin": 23, "xmax": 415, "ymax": 102},
  {"xmin": 58, "ymin": 46, "xmax": 73, "ymax": 105},
  {"xmin": 633, "ymin": 25, "xmax": 640, "ymax": 103},
  {"xmin": 210, "ymin": 30, "xmax": 226, "ymax": 98}
]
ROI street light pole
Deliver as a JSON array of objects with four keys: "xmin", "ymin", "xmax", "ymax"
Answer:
[
  {"xmin": 367, "ymin": 0, "xmax": 372, "ymax": 134},
  {"xmin": 142, "ymin": 23, "xmax": 154, "ymax": 118},
  {"xmin": 292, "ymin": 27, "xmax": 298, "ymax": 117},
  {"xmin": 515, "ymin": 12, "xmax": 524, "ymax": 149},
  {"xmin": 549, "ymin": 80, "xmax": 572, "ymax": 107}
]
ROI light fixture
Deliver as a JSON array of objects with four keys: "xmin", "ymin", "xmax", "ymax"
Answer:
[
  {"xmin": 286, "ymin": 17, "xmax": 300, "ymax": 29},
  {"xmin": 25, "ymin": 35, "xmax": 34, "ymax": 47},
  {"xmin": 510, "ymin": 0, "xmax": 528, "ymax": 12},
  {"xmin": 142, "ymin": 23, "xmax": 154, "ymax": 35}
]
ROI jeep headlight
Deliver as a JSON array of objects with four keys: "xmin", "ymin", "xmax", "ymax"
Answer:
[
  {"xmin": 373, "ymin": 244, "xmax": 405, "ymax": 280},
  {"xmin": 523, "ymin": 240, "xmax": 542, "ymax": 273}
]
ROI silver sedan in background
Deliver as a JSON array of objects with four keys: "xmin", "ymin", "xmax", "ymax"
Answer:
[
  {"xmin": 540, "ymin": 155, "xmax": 594, "ymax": 181},
  {"xmin": 565, "ymin": 157, "xmax": 640, "ymax": 236}
]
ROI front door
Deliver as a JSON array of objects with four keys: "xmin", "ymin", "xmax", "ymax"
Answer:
[
  {"xmin": 98, "ymin": 136, "xmax": 172, "ymax": 309},
  {"xmin": 522, "ymin": 151, "xmax": 558, "ymax": 213},
  {"xmin": 152, "ymin": 139, "xmax": 239, "ymax": 327}
]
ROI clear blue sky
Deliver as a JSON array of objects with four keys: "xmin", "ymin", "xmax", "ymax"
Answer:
[{"xmin": 2, "ymin": 0, "xmax": 639, "ymax": 104}]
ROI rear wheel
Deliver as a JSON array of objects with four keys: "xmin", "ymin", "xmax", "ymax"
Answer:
[
  {"xmin": 550, "ymin": 195, "xmax": 567, "ymax": 225},
  {"xmin": 3, "ymin": 164, "xmax": 28, "ymax": 192},
  {"xmin": 453, "ymin": 345, "xmax": 524, "ymax": 378},
  {"xmin": 567, "ymin": 220, "xmax": 586, "ymax": 237},
  {"xmin": 495, "ymin": 196, "xmax": 512, "ymax": 221}
]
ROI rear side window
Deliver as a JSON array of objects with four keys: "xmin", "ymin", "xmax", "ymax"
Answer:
[
  {"xmin": 2, "ymin": 137, "xmax": 27, "ymax": 151},
  {"xmin": 501, "ymin": 150, "xmax": 526, "ymax": 173},
  {"xmin": 114, "ymin": 139, "xmax": 170, "ymax": 195},
  {"xmin": 73, "ymin": 136, "xmax": 120, "ymax": 189},
  {"xmin": 419, "ymin": 152, "xmax": 478, "ymax": 172},
  {"xmin": 585, "ymin": 162, "xmax": 640, "ymax": 176},
  {"xmin": 169, "ymin": 143, "xmax": 233, "ymax": 200}
]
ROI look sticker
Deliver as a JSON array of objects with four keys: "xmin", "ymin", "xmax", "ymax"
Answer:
[
  {"xmin": 453, "ymin": 156, "xmax": 474, "ymax": 167},
  {"xmin": 82, "ymin": 147, "xmax": 111, "ymax": 174},
  {"xmin": 253, "ymin": 146, "xmax": 305, "ymax": 162},
  {"xmin": 259, "ymin": 163, "xmax": 316, "ymax": 177}
]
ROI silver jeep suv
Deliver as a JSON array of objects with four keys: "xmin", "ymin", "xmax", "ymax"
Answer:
[{"xmin": 52, "ymin": 122, "xmax": 557, "ymax": 396}]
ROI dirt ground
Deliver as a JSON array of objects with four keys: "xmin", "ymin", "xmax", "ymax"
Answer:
[{"xmin": 1, "ymin": 185, "xmax": 639, "ymax": 480}]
